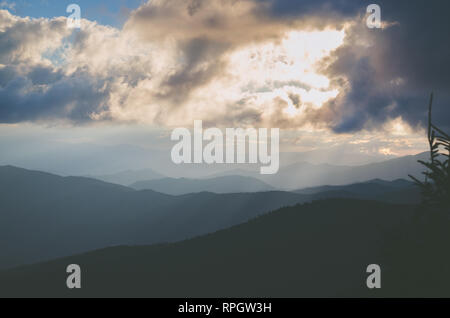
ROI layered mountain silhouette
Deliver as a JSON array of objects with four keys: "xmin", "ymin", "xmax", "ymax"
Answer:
[
  {"xmin": 90, "ymin": 168, "xmax": 165, "ymax": 186},
  {"xmin": 0, "ymin": 199, "xmax": 426, "ymax": 298},
  {"xmin": 130, "ymin": 175, "xmax": 275, "ymax": 194},
  {"xmin": 0, "ymin": 140, "xmax": 396, "ymax": 178},
  {"xmin": 0, "ymin": 166, "xmax": 419, "ymax": 270},
  {"xmin": 211, "ymin": 152, "xmax": 428, "ymax": 189},
  {"xmin": 0, "ymin": 166, "xmax": 305, "ymax": 269}
]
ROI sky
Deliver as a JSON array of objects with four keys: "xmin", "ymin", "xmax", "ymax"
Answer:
[
  {"xmin": 0, "ymin": 0, "xmax": 144, "ymax": 27},
  {"xmin": 1, "ymin": 0, "xmax": 449, "ymax": 174}
]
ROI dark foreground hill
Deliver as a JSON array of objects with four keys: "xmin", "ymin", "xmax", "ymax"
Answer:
[
  {"xmin": 294, "ymin": 179, "xmax": 420, "ymax": 204},
  {"xmin": 3, "ymin": 199, "xmax": 446, "ymax": 298}
]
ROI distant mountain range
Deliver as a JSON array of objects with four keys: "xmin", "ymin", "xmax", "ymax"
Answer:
[
  {"xmin": 79, "ymin": 151, "xmax": 427, "ymax": 190},
  {"xmin": 0, "ymin": 166, "xmax": 419, "ymax": 269},
  {"xmin": 211, "ymin": 152, "xmax": 429, "ymax": 189},
  {"xmin": 0, "ymin": 199, "xmax": 422, "ymax": 298},
  {"xmin": 0, "ymin": 139, "xmax": 398, "ymax": 177},
  {"xmin": 90, "ymin": 168, "xmax": 165, "ymax": 186},
  {"xmin": 130, "ymin": 175, "xmax": 275, "ymax": 194},
  {"xmin": 0, "ymin": 166, "xmax": 305, "ymax": 269}
]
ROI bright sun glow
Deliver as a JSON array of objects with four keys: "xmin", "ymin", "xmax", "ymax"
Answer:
[
  {"xmin": 223, "ymin": 29, "xmax": 346, "ymax": 118},
  {"xmin": 96, "ymin": 27, "xmax": 347, "ymax": 125}
]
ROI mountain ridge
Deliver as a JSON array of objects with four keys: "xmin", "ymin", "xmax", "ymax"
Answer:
[
  {"xmin": 209, "ymin": 152, "xmax": 428, "ymax": 189},
  {"xmin": 0, "ymin": 165, "xmax": 420, "ymax": 270},
  {"xmin": 131, "ymin": 175, "xmax": 275, "ymax": 194},
  {"xmin": 0, "ymin": 199, "xmax": 421, "ymax": 298}
]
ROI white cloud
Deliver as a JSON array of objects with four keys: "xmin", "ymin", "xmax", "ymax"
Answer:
[
  {"xmin": 0, "ymin": 1, "xmax": 352, "ymax": 129},
  {"xmin": 0, "ymin": 0, "xmax": 433, "ymax": 148}
]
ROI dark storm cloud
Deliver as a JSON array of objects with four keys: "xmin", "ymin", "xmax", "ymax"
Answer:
[
  {"xmin": 250, "ymin": 0, "xmax": 450, "ymax": 132},
  {"xmin": 311, "ymin": 0, "xmax": 450, "ymax": 132},
  {"xmin": 0, "ymin": 69, "xmax": 109, "ymax": 123},
  {"xmin": 157, "ymin": 37, "xmax": 229, "ymax": 104},
  {"xmin": 376, "ymin": 0, "xmax": 450, "ymax": 131},
  {"xmin": 28, "ymin": 65, "xmax": 64, "ymax": 85},
  {"xmin": 0, "ymin": 65, "xmax": 16, "ymax": 86}
]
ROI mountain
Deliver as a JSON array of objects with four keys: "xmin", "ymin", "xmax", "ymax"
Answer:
[
  {"xmin": 295, "ymin": 179, "xmax": 420, "ymax": 205},
  {"xmin": 90, "ymin": 168, "xmax": 165, "ymax": 186},
  {"xmin": 0, "ymin": 137, "xmax": 398, "ymax": 177},
  {"xmin": 0, "ymin": 199, "xmax": 425, "ymax": 298},
  {"xmin": 0, "ymin": 166, "xmax": 309, "ymax": 269},
  {"xmin": 0, "ymin": 166, "xmax": 421, "ymax": 270},
  {"xmin": 294, "ymin": 178, "xmax": 420, "ymax": 203},
  {"xmin": 295, "ymin": 179, "xmax": 414, "ymax": 195},
  {"xmin": 0, "ymin": 142, "xmax": 165, "ymax": 176},
  {"xmin": 280, "ymin": 147, "xmax": 396, "ymax": 166},
  {"xmin": 130, "ymin": 175, "xmax": 275, "ymax": 194},
  {"xmin": 213, "ymin": 152, "xmax": 429, "ymax": 190},
  {"xmin": 275, "ymin": 152, "xmax": 428, "ymax": 189}
]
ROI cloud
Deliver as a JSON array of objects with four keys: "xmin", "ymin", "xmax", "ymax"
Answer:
[
  {"xmin": 0, "ymin": 10, "xmax": 110, "ymax": 123},
  {"xmin": 0, "ymin": 2, "xmax": 351, "ymax": 126},
  {"xmin": 0, "ymin": 0, "xmax": 448, "ymax": 134},
  {"xmin": 0, "ymin": 69, "xmax": 109, "ymax": 123},
  {"xmin": 317, "ymin": 0, "xmax": 450, "ymax": 132}
]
